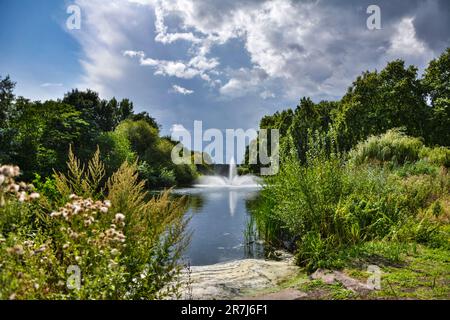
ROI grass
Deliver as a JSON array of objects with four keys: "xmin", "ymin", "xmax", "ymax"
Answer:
[
  {"xmin": 247, "ymin": 242, "xmax": 449, "ymax": 300},
  {"xmin": 250, "ymin": 130, "xmax": 449, "ymax": 277}
]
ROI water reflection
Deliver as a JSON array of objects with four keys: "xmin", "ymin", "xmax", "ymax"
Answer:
[{"xmin": 173, "ymin": 187, "xmax": 264, "ymax": 266}]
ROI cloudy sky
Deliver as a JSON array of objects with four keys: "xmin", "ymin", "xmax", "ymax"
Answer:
[{"xmin": 1, "ymin": 0, "xmax": 449, "ymax": 140}]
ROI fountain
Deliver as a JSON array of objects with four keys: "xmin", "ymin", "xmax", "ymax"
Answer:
[{"xmin": 194, "ymin": 157, "xmax": 261, "ymax": 188}]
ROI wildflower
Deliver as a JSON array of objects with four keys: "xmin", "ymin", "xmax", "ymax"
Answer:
[
  {"xmin": 23, "ymin": 240, "xmax": 34, "ymax": 247},
  {"xmin": 9, "ymin": 183, "xmax": 19, "ymax": 193},
  {"xmin": 100, "ymin": 206, "xmax": 108, "ymax": 213},
  {"xmin": 111, "ymin": 248, "xmax": 120, "ymax": 256},
  {"xmin": 69, "ymin": 194, "xmax": 78, "ymax": 200},
  {"xmin": 63, "ymin": 243, "xmax": 70, "ymax": 250},
  {"xmin": 0, "ymin": 174, "xmax": 5, "ymax": 184},
  {"xmin": 69, "ymin": 231, "xmax": 79, "ymax": 239},
  {"xmin": 114, "ymin": 213, "xmax": 125, "ymax": 223},
  {"xmin": 33, "ymin": 245, "xmax": 47, "ymax": 254},
  {"xmin": 104, "ymin": 200, "xmax": 111, "ymax": 208},
  {"xmin": 18, "ymin": 191, "xmax": 26, "ymax": 202},
  {"xmin": 50, "ymin": 211, "xmax": 60, "ymax": 217},
  {"xmin": 7, "ymin": 244, "xmax": 24, "ymax": 255},
  {"xmin": 72, "ymin": 204, "xmax": 81, "ymax": 215},
  {"xmin": 29, "ymin": 192, "xmax": 40, "ymax": 200}
]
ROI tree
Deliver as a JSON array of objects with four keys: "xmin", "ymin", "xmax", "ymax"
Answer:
[
  {"xmin": 93, "ymin": 97, "xmax": 118, "ymax": 132},
  {"xmin": 0, "ymin": 75, "xmax": 17, "ymax": 164},
  {"xmin": 11, "ymin": 100, "xmax": 89, "ymax": 179},
  {"xmin": 0, "ymin": 75, "xmax": 15, "ymax": 123},
  {"xmin": 422, "ymin": 47, "xmax": 450, "ymax": 146},
  {"xmin": 114, "ymin": 119, "xmax": 159, "ymax": 159},
  {"xmin": 118, "ymin": 98, "xmax": 134, "ymax": 122},
  {"xmin": 129, "ymin": 111, "xmax": 160, "ymax": 131},
  {"xmin": 335, "ymin": 60, "xmax": 428, "ymax": 150}
]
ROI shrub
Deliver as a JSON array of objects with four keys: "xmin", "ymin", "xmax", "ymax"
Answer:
[
  {"xmin": 138, "ymin": 162, "xmax": 177, "ymax": 188},
  {"xmin": 0, "ymin": 149, "xmax": 188, "ymax": 299},
  {"xmin": 251, "ymin": 131, "xmax": 449, "ymax": 271},
  {"xmin": 419, "ymin": 146, "xmax": 450, "ymax": 167},
  {"xmin": 349, "ymin": 129, "xmax": 423, "ymax": 166}
]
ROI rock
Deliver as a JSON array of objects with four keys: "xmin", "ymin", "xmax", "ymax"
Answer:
[
  {"xmin": 174, "ymin": 255, "xmax": 298, "ymax": 300},
  {"xmin": 310, "ymin": 269, "xmax": 372, "ymax": 294}
]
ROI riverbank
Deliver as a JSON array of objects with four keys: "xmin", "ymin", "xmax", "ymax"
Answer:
[{"xmin": 176, "ymin": 243, "xmax": 450, "ymax": 300}]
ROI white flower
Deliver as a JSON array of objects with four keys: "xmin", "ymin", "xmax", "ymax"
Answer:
[
  {"xmin": 29, "ymin": 192, "xmax": 40, "ymax": 200},
  {"xmin": 114, "ymin": 213, "xmax": 125, "ymax": 223},
  {"xmin": 72, "ymin": 204, "xmax": 81, "ymax": 215},
  {"xmin": 104, "ymin": 200, "xmax": 111, "ymax": 208},
  {"xmin": 18, "ymin": 191, "xmax": 26, "ymax": 202}
]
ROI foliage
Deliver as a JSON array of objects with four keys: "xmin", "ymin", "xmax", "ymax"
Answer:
[
  {"xmin": 0, "ymin": 79, "xmax": 199, "ymax": 189},
  {"xmin": 0, "ymin": 151, "xmax": 188, "ymax": 299},
  {"xmin": 419, "ymin": 146, "xmax": 450, "ymax": 168},
  {"xmin": 243, "ymin": 48, "xmax": 450, "ymax": 174},
  {"xmin": 251, "ymin": 131, "xmax": 449, "ymax": 272},
  {"xmin": 348, "ymin": 129, "xmax": 423, "ymax": 166}
]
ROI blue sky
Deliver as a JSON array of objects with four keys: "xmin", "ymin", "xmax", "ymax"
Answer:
[{"xmin": 1, "ymin": 0, "xmax": 449, "ymax": 148}]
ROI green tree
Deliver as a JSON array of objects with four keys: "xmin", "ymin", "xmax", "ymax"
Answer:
[
  {"xmin": 0, "ymin": 75, "xmax": 17, "ymax": 164},
  {"xmin": 335, "ymin": 60, "xmax": 428, "ymax": 150},
  {"xmin": 422, "ymin": 47, "xmax": 450, "ymax": 146},
  {"xmin": 118, "ymin": 98, "xmax": 134, "ymax": 122},
  {"xmin": 12, "ymin": 100, "xmax": 89, "ymax": 179}
]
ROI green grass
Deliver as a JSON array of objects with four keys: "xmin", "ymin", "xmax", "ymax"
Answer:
[
  {"xmin": 250, "ymin": 130, "xmax": 449, "ymax": 273},
  {"xmin": 256, "ymin": 242, "xmax": 450, "ymax": 300}
]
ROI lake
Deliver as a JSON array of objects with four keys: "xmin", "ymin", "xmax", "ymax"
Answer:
[{"xmin": 173, "ymin": 186, "xmax": 265, "ymax": 266}]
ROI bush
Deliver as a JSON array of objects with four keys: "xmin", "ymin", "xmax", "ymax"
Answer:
[
  {"xmin": 251, "ymin": 131, "xmax": 449, "ymax": 271},
  {"xmin": 419, "ymin": 146, "xmax": 450, "ymax": 167},
  {"xmin": 138, "ymin": 161, "xmax": 176, "ymax": 188},
  {"xmin": 394, "ymin": 160, "xmax": 437, "ymax": 177},
  {"xmin": 0, "ymin": 149, "xmax": 188, "ymax": 299},
  {"xmin": 349, "ymin": 129, "xmax": 423, "ymax": 166}
]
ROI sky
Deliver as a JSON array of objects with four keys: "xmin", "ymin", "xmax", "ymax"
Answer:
[{"xmin": 1, "ymin": 0, "xmax": 449, "ymax": 157}]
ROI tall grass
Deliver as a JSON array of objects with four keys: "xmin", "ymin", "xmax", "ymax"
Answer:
[
  {"xmin": 0, "ymin": 149, "xmax": 189, "ymax": 299},
  {"xmin": 349, "ymin": 128, "xmax": 423, "ymax": 166},
  {"xmin": 251, "ymin": 130, "xmax": 449, "ymax": 271}
]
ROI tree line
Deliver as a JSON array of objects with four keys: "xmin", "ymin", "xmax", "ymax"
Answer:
[
  {"xmin": 0, "ymin": 82, "xmax": 206, "ymax": 188},
  {"xmin": 243, "ymin": 48, "xmax": 450, "ymax": 172}
]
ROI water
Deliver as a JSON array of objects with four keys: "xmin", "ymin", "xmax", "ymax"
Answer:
[
  {"xmin": 195, "ymin": 157, "xmax": 261, "ymax": 187},
  {"xmin": 173, "ymin": 159, "xmax": 264, "ymax": 266},
  {"xmin": 174, "ymin": 186, "xmax": 264, "ymax": 266}
]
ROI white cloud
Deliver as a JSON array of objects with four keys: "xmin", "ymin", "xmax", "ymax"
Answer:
[
  {"xmin": 123, "ymin": 49, "xmax": 218, "ymax": 81},
  {"xmin": 219, "ymin": 67, "xmax": 269, "ymax": 98},
  {"xmin": 40, "ymin": 83, "xmax": 63, "ymax": 87},
  {"xmin": 171, "ymin": 84, "xmax": 194, "ymax": 95},
  {"xmin": 153, "ymin": 2, "xmax": 201, "ymax": 44},
  {"xmin": 170, "ymin": 123, "xmax": 188, "ymax": 132},
  {"xmin": 67, "ymin": 0, "xmax": 442, "ymax": 134},
  {"xmin": 260, "ymin": 90, "xmax": 275, "ymax": 99},
  {"xmin": 386, "ymin": 17, "xmax": 433, "ymax": 67}
]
